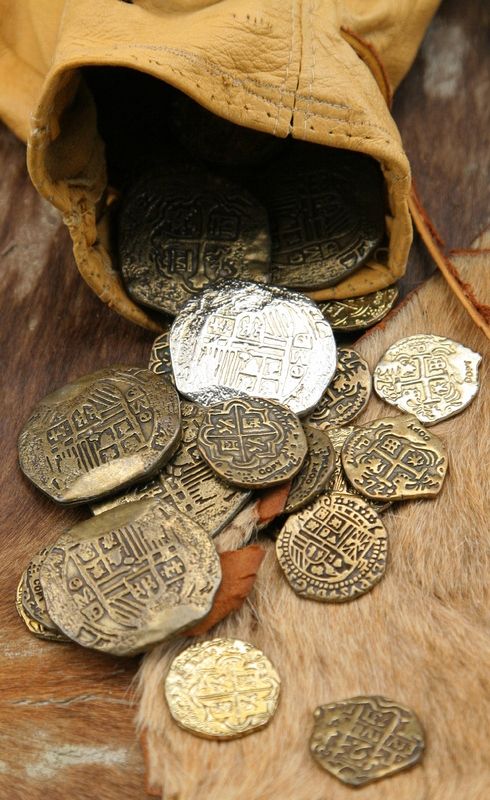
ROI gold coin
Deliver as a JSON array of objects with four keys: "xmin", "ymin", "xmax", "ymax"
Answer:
[
  {"xmin": 21, "ymin": 547, "xmax": 67, "ymax": 637},
  {"xmin": 276, "ymin": 493, "xmax": 388, "ymax": 602},
  {"xmin": 16, "ymin": 578, "xmax": 69, "ymax": 643},
  {"xmin": 318, "ymin": 285, "xmax": 398, "ymax": 331},
  {"xmin": 18, "ymin": 367, "xmax": 181, "ymax": 505},
  {"xmin": 284, "ymin": 426, "xmax": 335, "ymax": 514},
  {"xmin": 342, "ymin": 415, "xmax": 448, "ymax": 501},
  {"xmin": 92, "ymin": 401, "xmax": 251, "ymax": 537},
  {"xmin": 325, "ymin": 426, "xmax": 391, "ymax": 515},
  {"xmin": 165, "ymin": 638, "xmax": 281, "ymax": 739},
  {"xmin": 374, "ymin": 334, "xmax": 482, "ymax": 424},
  {"xmin": 40, "ymin": 498, "xmax": 221, "ymax": 656},
  {"xmin": 197, "ymin": 397, "xmax": 307, "ymax": 489},
  {"xmin": 148, "ymin": 329, "xmax": 174, "ymax": 384},
  {"xmin": 305, "ymin": 347, "xmax": 371, "ymax": 429},
  {"xmin": 310, "ymin": 695, "xmax": 425, "ymax": 785}
]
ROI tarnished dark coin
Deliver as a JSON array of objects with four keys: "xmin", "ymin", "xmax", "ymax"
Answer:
[
  {"xmin": 148, "ymin": 329, "xmax": 174, "ymax": 384},
  {"xmin": 305, "ymin": 347, "xmax": 371, "ymax": 430},
  {"xmin": 18, "ymin": 367, "xmax": 181, "ymax": 505},
  {"xmin": 40, "ymin": 498, "xmax": 221, "ymax": 657},
  {"xmin": 326, "ymin": 426, "xmax": 391, "ymax": 515},
  {"xmin": 276, "ymin": 493, "xmax": 388, "ymax": 602},
  {"xmin": 16, "ymin": 578, "xmax": 69, "ymax": 643},
  {"xmin": 197, "ymin": 397, "xmax": 307, "ymax": 489},
  {"xmin": 92, "ymin": 401, "xmax": 251, "ymax": 537},
  {"xmin": 119, "ymin": 167, "xmax": 271, "ymax": 317},
  {"xmin": 284, "ymin": 426, "xmax": 335, "ymax": 514},
  {"xmin": 318, "ymin": 285, "xmax": 398, "ymax": 331},
  {"xmin": 342, "ymin": 415, "xmax": 448, "ymax": 501},
  {"xmin": 256, "ymin": 143, "xmax": 385, "ymax": 289},
  {"xmin": 310, "ymin": 695, "xmax": 425, "ymax": 785}
]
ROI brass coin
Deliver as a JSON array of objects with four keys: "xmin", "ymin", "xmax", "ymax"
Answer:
[
  {"xmin": 148, "ymin": 329, "xmax": 174, "ymax": 385},
  {"xmin": 119, "ymin": 167, "xmax": 271, "ymax": 317},
  {"xmin": 284, "ymin": 426, "xmax": 335, "ymax": 514},
  {"xmin": 342, "ymin": 415, "xmax": 448, "ymax": 501},
  {"xmin": 16, "ymin": 578, "xmax": 69, "ymax": 643},
  {"xmin": 374, "ymin": 334, "xmax": 482, "ymax": 424},
  {"xmin": 310, "ymin": 695, "xmax": 425, "ymax": 785},
  {"xmin": 276, "ymin": 493, "xmax": 388, "ymax": 602},
  {"xmin": 21, "ymin": 547, "xmax": 65, "ymax": 636},
  {"xmin": 257, "ymin": 143, "xmax": 384, "ymax": 290},
  {"xmin": 18, "ymin": 367, "xmax": 181, "ymax": 505},
  {"xmin": 40, "ymin": 498, "xmax": 221, "ymax": 656},
  {"xmin": 325, "ymin": 426, "xmax": 391, "ymax": 515},
  {"xmin": 165, "ymin": 638, "xmax": 281, "ymax": 739},
  {"xmin": 197, "ymin": 397, "xmax": 308, "ymax": 489},
  {"xmin": 92, "ymin": 401, "xmax": 251, "ymax": 537},
  {"xmin": 305, "ymin": 347, "xmax": 371, "ymax": 430},
  {"xmin": 318, "ymin": 285, "xmax": 398, "ymax": 331}
]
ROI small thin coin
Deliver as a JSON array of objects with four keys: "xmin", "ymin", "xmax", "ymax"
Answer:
[
  {"xmin": 310, "ymin": 695, "xmax": 425, "ymax": 785},
  {"xmin": 374, "ymin": 334, "xmax": 482, "ymax": 424},
  {"xmin": 165, "ymin": 638, "xmax": 281, "ymax": 739},
  {"xmin": 305, "ymin": 347, "xmax": 371, "ymax": 429},
  {"xmin": 276, "ymin": 493, "xmax": 388, "ymax": 602},
  {"xmin": 40, "ymin": 498, "xmax": 221, "ymax": 656},
  {"xmin": 342, "ymin": 415, "xmax": 448, "ymax": 501},
  {"xmin": 18, "ymin": 367, "xmax": 181, "ymax": 505},
  {"xmin": 197, "ymin": 397, "xmax": 307, "ymax": 489},
  {"xmin": 149, "ymin": 329, "xmax": 174, "ymax": 384},
  {"xmin": 92, "ymin": 401, "xmax": 251, "ymax": 537},
  {"xmin": 21, "ymin": 548, "xmax": 65, "ymax": 636},
  {"xmin": 325, "ymin": 426, "xmax": 391, "ymax": 515},
  {"xmin": 284, "ymin": 426, "xmax": 335, "ymax": 513},
  {"xmin": 170, "ymin": 280, "xmax": 337, "ymax": 415},
  {"xmin": 16, "ymin": 579, "xmax": 69, "ymax": 643},
  {"xmin": 318, "ymin": 285, "xmax": 398, "ymax": 331}
]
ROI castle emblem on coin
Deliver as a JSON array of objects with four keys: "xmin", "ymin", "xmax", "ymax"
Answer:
[
  {"xmin": 319, "ymin": 285, "xmax": 398, "ymax": 331},
  {"xmin": 310, "ymin": 695, "xmax": 425, "ymax": 785},
  {"xmin": 276, "ymin": 493, "xmax": 388, "ymax": 602},
  {"xmin": 305, "ymin": 347, "xmax": 371, "ymax": 429},
  {"xmin": 165, "ymin": 638, "xmax": 281, "ymax": 739}
]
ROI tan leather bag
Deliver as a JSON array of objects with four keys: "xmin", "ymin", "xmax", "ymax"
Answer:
[{"xmin": 0, "ymin": 0, "xmax": 440, "ymax": 330}]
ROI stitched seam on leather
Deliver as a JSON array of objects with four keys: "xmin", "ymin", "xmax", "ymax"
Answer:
[{"xmin": 274, "ymin": 0, "xmax": 295, "ymax": 136}]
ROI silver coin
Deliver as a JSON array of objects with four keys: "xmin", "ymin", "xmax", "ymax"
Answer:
[{"xmin": 170, "ymin": 280, "xmax": 337, "ymax": 416}]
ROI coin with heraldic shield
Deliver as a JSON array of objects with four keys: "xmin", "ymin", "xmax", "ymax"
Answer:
[
  {"xmin": 374, "ymin": 334, "xmax": 482, "ymax": 424},
  {"xmin": 18, "ymin": 367, "xmax": 181, "ymax": 505},
  {"xmin": 165, "ymin": 638, "xmax": 281, "ymax": 739},
  {"xmin": 21, "ymin": 547, "xmax": 68, "ymax": 639},
  {"xmin": 318, "ymin": 285, "xmax": 398, "ymax": 331},
  {"xmin": 197, "ymin": 397, "xmax": 307, "ymax": 488},
  {"xmin": 119, "ymin": 167, "xmax": 271, "ymax": 317},
  {"xmin": 276, "ymin": 493, "xmax": 388, "ymax": 602},
  {"xmin": 326, "ymin": 426, "xmax": 391, "ymax": 514},
  {"xmin": 342, "ymin": 415, "xmax": 448, "ymax": 501},
  {"xmin": 305, "ymin": 347, "xmax": 371, "ymax": 429},
  {"xmin": 40, "ymin": 498, "xmax": 221, "ymax": 656},
  {"xmin": 16, "ymin": 579, "xmax": 69, "ymax": 643},
  {"xmin": 310, "ymin": 695, "xmax": 425, "ymax": 785},
  {"xmin": 284, "ymin": 425, "xmax": 335, "ymax": 514},
  {"xmin": 92, "ymin": 401, "xmax": 251, "ymax": 537},
  {"xmin": 170, "ymin": 280, "xmax": 337, "ymax": 415}
]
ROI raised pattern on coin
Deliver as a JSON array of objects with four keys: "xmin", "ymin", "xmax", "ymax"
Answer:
[
  {"xmin": 18, "ymin": 367, "xmax": 181, "ymax": 505},
  {"xmin": 325, "ymin": 427, "xmax": 391, "ymax": 515},
  {"xmin": 305, "ymin": 347, "xmax": 371, "ymax": 430},
  {"xmin": 310, "ymin": 695, "xmax": 425, "ymax": 785},
  {"xmin": 165, "ymin": 638, "xmax": 281, "ymax": 739},
  {"xmin": 40, "ymin": 498, "xmax": 221, "ymax": 656},
  {"xmin": 16, "ymin": 578, "xmax": 69, "ymax": 643},
  {"xmin": 170, "ymin": 280, "xmax": 337, "ymax": 415},
  {"xmin": 284, "ymin": 426, "xmax": 335, "ymax": 513},
  {"xmin": 342, "ymin": 415, "xmax": 448, "ymax": 501},
  {"xmin": 276, "ymin": 493, "xmax": 388, "ymax": 602},
  {"xmin": 374, "ymin": 334, "xmax": 481, "ymax": 424},
  {"xmin": 21, "ymin": 548, "xmax": 64, "ymax": 635},
  {"xmin": 149, "ymin": 329, "xmax": 174, "ymax": 384},
  {"xmin": 318, "ymin": 285, "xmax": 398, "ymax": 331}
]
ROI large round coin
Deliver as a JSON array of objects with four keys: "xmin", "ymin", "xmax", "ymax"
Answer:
[
  {"xmin": 373, "ymin": 334, "xmax": 482, "ymax": 424},
  {"xmin": 170, "ymin": 280, "xmax": 337, "ymax": 415},
  {"xmin": 18, "ymin": 367, "xmax": 181, "ymax": 505},
  {"xmin": 119, "ymin": 167, "xmax": 271, "ymax": 317},
  {"xmin": 341, "ymin": 415, "xmax": 448, "ymax": 501},
  {"xmin": 276, "ymin": 493, "xmax": 388, "ymax": 602},
  {"xmin": 284, "ymin": 425, "xmax": 335, "ymax": 513},
  {"xmin": 40, "ymin": 498, "xmax": 221, "ymax": 656},
  {"xmin": 197, "ymin": 397, "xmax": 307, "ymax": 488},
  {"xmin": 310, "ymin": 695, "xmax": 425, "ymax": 786},
  {"xmin": 318, "ymin": 285, "xmax": 398, "ymax": 330},
  {"xmin": 305, "ymin": 347, "xmax": 371, "ymax": 429},
  {"xmin": 165, "ymin": 638, "xmax": 281, "ymax": 739}
]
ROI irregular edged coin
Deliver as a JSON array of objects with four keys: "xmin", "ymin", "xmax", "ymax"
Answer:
[
  {"xmin": 170, "ymin": 280, "xmax": 337, "ymax": 415},
  {"xmin": 374, "ymin": 334, "xmax": 482, "ymax": 424},
  {"xmin": 342, "ymin": 415, "xmax": 448, "ymax": 501},
  {"xmin": 16, "ymin": 578, "xmax": 69, "ymax": 643},
  {"xmin": 305, "ymin": 347, "xmax": 371, "ymax": 429},
  {"xmin": 40, "ymin": 498, "xmax": 221, "ymax": 656},
  {"xmin": 318, "ymin": 285, "xmax": 398, "ymax": 331},
  {"xmin": 92, "ymin": 401, "xmax": 251, "ymax": 537},
  {"xmin": 118, "ymin": 167, "xmax": 271, "ymax": 317},
  {"xmin": 310, "ymin": 695, "xmax": 425, "ymax": 785},
  {"xmin": 149, "ymin": 329, "xmax": 175, "ymax": 384},
  {"xmin": 284, "ymin": 426, "xmax": 335, "ymax": 514},
  {"xmin": 276, "ymin": 493, "xmax": 388, "ymax": 602},
  {"xmin": 21, "ymin": 547, "xmax": 67, "ymax": 638},
  {"xmin": 325, "ymin": 426, "xmax": 391, "ymax": 515},
  {"xmin": 18, "ymin": 367, "xmax": 181, "ymax": 505},
  {"xmin": 165, "ymin": 638, "xmax": 281, "ymax": 739},
  {"xmin": 197, "ymin": 397, "xmax": 307, "ymax": 488}
]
